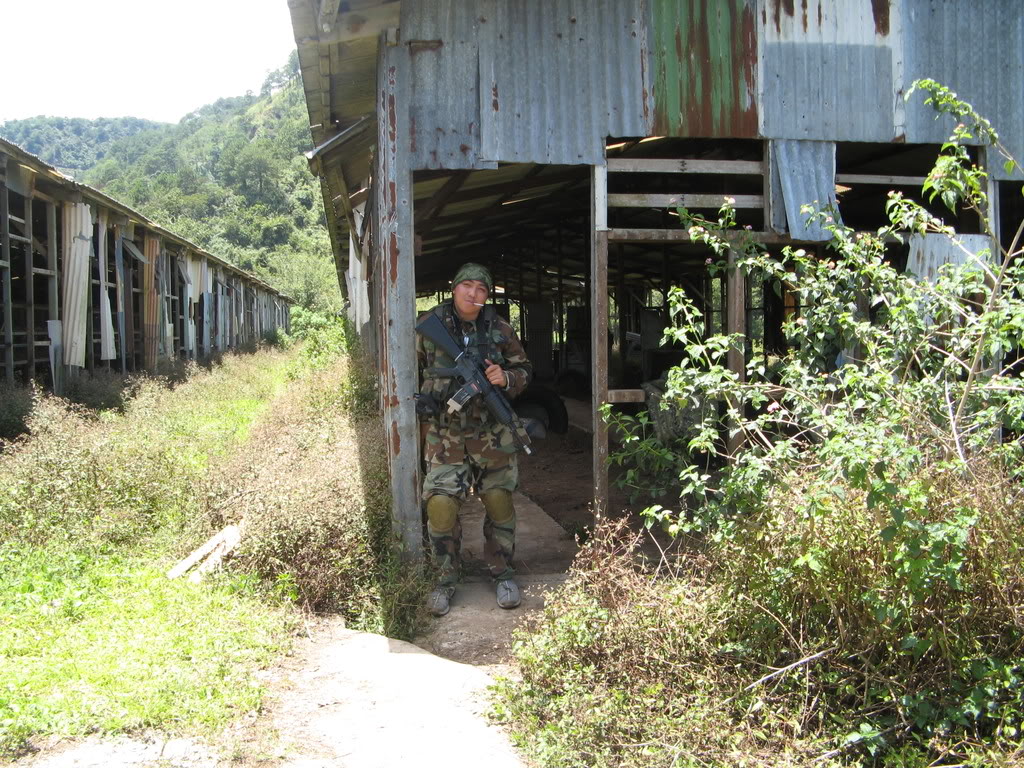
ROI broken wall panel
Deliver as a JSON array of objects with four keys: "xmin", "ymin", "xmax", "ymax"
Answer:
[{"xmin": 0, "ymin": 137, "xmax": 290, "ymax": 386}]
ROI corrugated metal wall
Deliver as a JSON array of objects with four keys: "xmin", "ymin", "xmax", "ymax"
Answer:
[
  {"xmin": 402, "ymin": 0, "xmax": 652, "ymax": 169},
  {"xmin": 902, "ymin": 0, "xmax": 1024, "ymax": 181},
  {"xmin": 395, "ymin": 0, "xmax": 1022, "ymax": 163},
  {"xmin": 651, "ymin": 0, "xmax": 758, "ymax": 137},
  {"xmin": 759, "ymin": 0, "xmax": 898, "ymax": 142}
]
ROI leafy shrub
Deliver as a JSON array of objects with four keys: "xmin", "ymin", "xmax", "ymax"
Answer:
[
  {"xmin": 506, "ymin": 82, "xmax": 1024, "ymax": 765},
  {"xmin": 0, "ymin": 382, "xmax": 32, "ymax": 440},
  {"xmin": 223, "ymin": 354, "xmax": 422, "ymax": 638}
]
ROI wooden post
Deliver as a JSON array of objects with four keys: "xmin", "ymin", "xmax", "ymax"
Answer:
[
  {"xmin": 556, "ymin": 227, "xmax": 565, "ymax": 370},
  {"xmin": 615, "ymin": 243, "xmax": 626, "ymax": 387},
  {"xmin": 0, "ymin": 155, "xmax": 12, "ymax": 384},
  {"xmin": 143, "ymin": 234, "xmax": 159, "ymax": 370},
  {"xmin": 46, "ymin": 201, "xmax": 59, "ymax": 390},
  {"xmin": 591, "ymin": 163, "xmax": 610, "ymax": 515},
  {"xmin": 24, "ymin": 184, "xmax": 35, "ymax": 380},
  {"xmin": 376, "ymin": 34, "xmax": 420, "ymax": 560},
  {"xmin": 726, "ymin": 249, "xmax": 746, "ymax": 456},
  {"xmin": 517, "ymin": 249, "xmax": 525, "ymax": 338}
]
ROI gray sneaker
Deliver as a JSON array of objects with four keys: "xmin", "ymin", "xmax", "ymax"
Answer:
[
  {"xmin": 427, "ymin": 585, "xmax": 455, "ymax": 617},
  {"xmin": 496, "ymin": 578, "xmax": 521, "ymax": 609}
]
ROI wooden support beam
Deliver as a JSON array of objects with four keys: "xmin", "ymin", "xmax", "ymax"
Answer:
[
  {"xmin": 726, "ymin": 249, "xmax": 746, "ymax": 457},
  {"xmin": 607, "ymin": 158, "xmax": 764, "ymax": 175},
  {"xmin": 591, "ymin": 164, "xmax": 610, "ymax": 515},
  {"xmin": 607, "ymin": 389, "xmax": 645, "ymax": 403},
  {"xmin": 608, "ymin": 193, "xmax": 763, "ymax": 209},
  {"xmin": 318, "ymin": 1, "xmax": 399, "ymax": 41},
  {"xmin": 835, "ymin": 173, "xmax": 926, "ymax": 186},
  {"xmin": 608, "ymin": 228, "xmax": 814, "ymax": 245},
  {"xmin": 0, "ymin": 156, "xmax": 12, "ymax": 383},
  {"xmin": 24, "ymin": 184, "xmax": 35, "ymax": 380},
  {"xmin": 415, "ymin": 171, "xmax": 469, "ymax": 234}
]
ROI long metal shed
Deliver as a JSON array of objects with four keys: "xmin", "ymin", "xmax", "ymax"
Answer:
[
  {"xmin": 0, "ymin": 137, "xmax": 292, "ymax": 392},
  {"xmin": 288, "ymin": 0, "xmax": 1024, "ymax": 554}
]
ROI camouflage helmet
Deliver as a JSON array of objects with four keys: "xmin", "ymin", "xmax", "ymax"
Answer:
[{"xmin": 452, "ymin": 262, "xmax": 493, "ymax": 294}]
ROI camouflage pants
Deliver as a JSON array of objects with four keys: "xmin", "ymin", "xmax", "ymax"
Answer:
[{"xmin": 423, "ymin": 424, "xmax": 518, "ymax": 585}]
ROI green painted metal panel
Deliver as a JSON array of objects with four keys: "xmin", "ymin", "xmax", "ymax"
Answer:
[{"xmin": 652, "ymin": 0, "xmax": 758, "ymax": 138}]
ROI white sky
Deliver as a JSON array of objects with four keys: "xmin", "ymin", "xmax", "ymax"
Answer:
[{"xmin": 2, "ymin": 0, "xmax": 299, "ymax": 124}]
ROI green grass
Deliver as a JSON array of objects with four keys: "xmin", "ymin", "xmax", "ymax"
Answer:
[
  {"xmin": 0, "ymin": 546, "xmax": 289, "ymax": 754},
  {"xmin": 0, "ymin": 349, "xmax": 297, "ymax": 757}
]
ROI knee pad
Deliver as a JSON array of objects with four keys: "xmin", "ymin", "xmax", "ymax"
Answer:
[
  {"xmin": 480, "ymin": 489, "xmax": 515, "ymax": 525},
  {"xmin": 426, "ymin": 494, "xmax": 461, "ymax": 533}
]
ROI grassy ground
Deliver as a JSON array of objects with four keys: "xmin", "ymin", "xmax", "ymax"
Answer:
[{"xmin": 0, "ymin": 347, "xmax": 312, "ymax": 757}]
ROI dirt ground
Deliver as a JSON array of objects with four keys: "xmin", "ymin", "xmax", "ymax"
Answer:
[{"xmin": 516, "ymin": 425, "xmax": 636, "ymax": 535}]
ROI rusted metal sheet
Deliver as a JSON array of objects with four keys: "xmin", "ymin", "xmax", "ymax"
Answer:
[
  {"xmin": 760, "ymin": 0, "xmax": 897, "ymax": 141},
  {"xmin": 61, "ymin": 202, "xmax": 92, "ymax": 368},
  {"xmin": 402, "ymin": 0, "xmax": 651, "ymax": 169},
  {"xmin": 902, "ymin": 0, "xmax": 1024, "ymax": 181},
  {"xmin": 402, "ymin": 0, "xmax": 489, "ymax": 170},
  {"xmin": 651, "ymin": 0, "xmax": 758, "ymax": 138},
  {"xmin": 376, "ymin": 36, "xmax": 422, "ymax": 559},
  {"xmin": 770, "ymin": 139, "xmax": 839, "ymax": 241}
]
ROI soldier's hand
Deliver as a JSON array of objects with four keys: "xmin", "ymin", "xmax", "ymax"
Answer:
[{"xmin": 484, "ymin": 359, "xmax": 508, "ymax": 388}]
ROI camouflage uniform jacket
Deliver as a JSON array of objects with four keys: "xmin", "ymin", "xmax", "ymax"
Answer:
[{"xmin": 417, "ymin": 301, "xmax": 532, "ymax": 441}]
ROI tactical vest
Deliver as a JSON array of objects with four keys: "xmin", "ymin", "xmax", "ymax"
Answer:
[{"xmin": 420, "ymin": 300, "xmax": 507, "ymax": 424}]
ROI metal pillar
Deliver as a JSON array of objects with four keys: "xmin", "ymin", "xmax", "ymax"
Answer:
[{"xmin": 376, "ymin": 34, "xmax": 420, "ymax": 559}]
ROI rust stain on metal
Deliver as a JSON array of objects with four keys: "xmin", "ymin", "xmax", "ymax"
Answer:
[
  {"xmin": 389, "ymin": 180, "xmax": 396, "ymax": 209},
  {"xmin": 491, "ymin": 84, "xmax": 499, "ymax": 112},
  {"xmin": 871, "ymin": 0, "xmax": 891, "ymax": 36},
  {"xmin": 459, "ymin": 144, "xmax": 470, "ymax": 155},
  {"xmin": 389, "ymin": 231, "xmax": 399, "ymax": 283},
  {"xmin": 771, "ymin": 0, "xmax": 795, "ymax": 33},
  {"xmin": 817, "ymin": 2, "xmax": 823, "ymax": 27},
  {"xmin": 391, "ymin": 421, "xmax": 401, "ymax": 454},
  {"xmin": 801, "ymin": 0, "xmax": 808, "ymax": 31}
]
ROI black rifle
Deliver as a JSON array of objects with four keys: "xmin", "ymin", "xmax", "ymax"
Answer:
[{"xmin": 415, "ymin": 312, "xmax": 533, "ymax": 455}]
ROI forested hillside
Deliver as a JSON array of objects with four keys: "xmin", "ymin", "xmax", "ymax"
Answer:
[
  {"xmin": 86, "ymin": 52, "xmax": 338, "ymax": 312},
  {"xmin": 2, "ymin": 52, "xmax": 339, "ymax": 313},
  {"xmin": 0, "ymin": 116, "xmax": 166, "ymax": 175}
]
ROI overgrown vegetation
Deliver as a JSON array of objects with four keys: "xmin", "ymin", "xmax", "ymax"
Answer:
[
  {"xmin": 0, "ymin": 326, "xmax": 417, "ymax": 757},
  {"xmin": 218, "ymin": 314, "xmax": 426, "ymax": 638},
  {"xmin": 497, "ymin": 83, "xmax": 1024, "ymax": 766}
]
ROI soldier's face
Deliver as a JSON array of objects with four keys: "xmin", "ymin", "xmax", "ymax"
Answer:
[{"xmin": 453, "ymin": 279, "xmax": 489, "ymax": 321}]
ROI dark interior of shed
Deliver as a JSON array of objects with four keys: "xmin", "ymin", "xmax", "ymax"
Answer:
[{"xmin": 409, "ymin": 137, "xmax": 982, "ymax": 408}]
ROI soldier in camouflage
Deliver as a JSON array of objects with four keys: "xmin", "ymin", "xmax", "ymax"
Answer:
[{"xmin": 418, "ymin": 262, "xmax": 532, "ymax": 617}]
